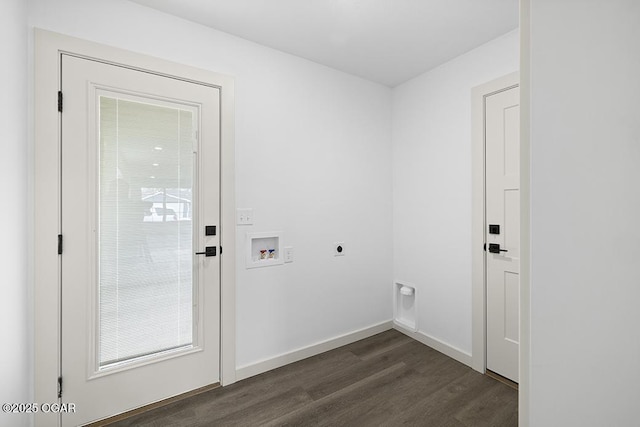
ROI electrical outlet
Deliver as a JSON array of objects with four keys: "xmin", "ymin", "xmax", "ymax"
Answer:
[
  {"xmin": 334, "ymin": 242, "xmax": 345, "ymax": 256},
  {"xmin": 236, "ymin": 208, "xmax": 254, "ymax": 225},
  {"xmin": 283, "ymin": 246, "xmax": 294, "ymax": 263}
]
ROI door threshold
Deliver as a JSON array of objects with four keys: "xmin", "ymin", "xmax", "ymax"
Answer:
[
  {"xmin": 486, "ymin": 370, "xmax": 518, "ymax": 391},
  {"xmin": 86, "ymin": 383, "xmax": 220, "ymax": 426}
]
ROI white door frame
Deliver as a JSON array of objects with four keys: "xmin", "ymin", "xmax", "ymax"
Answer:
[
  {"xmin": 34, "ymin": 29, "xmax": 236, "ymax": 424},
  {"xmin": 471, "ymin": 71, "xmax": 519, "ymax": 375}
]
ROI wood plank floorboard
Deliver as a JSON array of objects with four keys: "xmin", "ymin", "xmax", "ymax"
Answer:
[{"xmin": 109, "ymin": 330, "xmax": 517, "ymax": 427}]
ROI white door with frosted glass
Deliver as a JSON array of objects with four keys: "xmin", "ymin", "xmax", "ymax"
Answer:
[
  {"xmin": 485, "ymin": 85, "xmax": 520, "ymax": 383},
  {"xmin": 60, "ymin": 54, "xmax": 220, "ymax": 426}
]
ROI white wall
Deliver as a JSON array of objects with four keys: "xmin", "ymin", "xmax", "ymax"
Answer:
[
  {"xmin": 391, "ymin": 30, "xmax": 519, "ymax": 355},
  {"xmin": 528, "ymin": 1, "xmax": 640, "ymax": 425},
  {"xmin": 0, "ymin": 0, "xmax": 30, "ymax": 426},
  {"xmin": 28, "ymin": 0, "xmax": 393, "ymax": 370}
]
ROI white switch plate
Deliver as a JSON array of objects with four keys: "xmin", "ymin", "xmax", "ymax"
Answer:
[
  {"xmin": 236, "ymin": 208, "xmax": 254, "ymax": 225},
  {"xmin": 334, "ymin": 242, "xmax": 345, "ymax": 256},
  {"xmin": 283, "ymin": 246, "xmax": 294, "ymax": 263}
]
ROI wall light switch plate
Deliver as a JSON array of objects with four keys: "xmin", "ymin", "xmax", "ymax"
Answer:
[
  {"xmin": 236, "ymin": 208, "xmax": 254, "ymax": 225},
  {"xmin": 283, "ymin": 246, "xmax": 294, "ymax": 263},
  {"xmin": 334, "ymin": 242, "xmax": 345, "ymax": 256}
]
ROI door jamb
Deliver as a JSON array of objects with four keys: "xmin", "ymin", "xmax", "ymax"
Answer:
[
  {"xmin": 34, "ymin": 29, "xmax": 236, "ymax": 424},
  {"xmin": 471, "ymin": 71, "xmax": 519, "ymax": 375}
]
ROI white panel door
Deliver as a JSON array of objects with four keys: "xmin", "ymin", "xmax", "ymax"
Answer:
[
  {"xmin": 60, "ymin": 54, "xmax": 220, "ymax": 426},
  {"xmin": 486, "ymin": 85, "xmax": 520, "ymax": 383}
]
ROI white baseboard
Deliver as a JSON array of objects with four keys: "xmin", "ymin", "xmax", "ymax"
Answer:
[
  {"xmin": 393, "ymin": 322, "xmax": 473, "ymax": 367},
  {"xmin": 235, "ymin": 320, "xmax": 394, "ymax": 382}
]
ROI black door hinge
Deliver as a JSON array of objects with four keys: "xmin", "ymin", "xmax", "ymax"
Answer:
[
  {"xmin": 57, "ymin": 376, "xmax": 63, "ymax": 398},
  {"xmin": 483, "ymin": 243, "xmax": 486, "ymax": 252},
  {"xmin": 58, "ymin": 91, "xmax": 63, "ymax": 112},
  {"xmin": 220, "ymin": 246, "xmax": 222, "ymax": 255},
  {"xmin": 58, "ymin": 234, "xmax": 63, "ymax": 255}
]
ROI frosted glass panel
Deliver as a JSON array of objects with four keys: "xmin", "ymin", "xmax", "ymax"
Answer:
[{"xmin": 99, "ymin": 95, "xmax": 196, "ymax": 368}]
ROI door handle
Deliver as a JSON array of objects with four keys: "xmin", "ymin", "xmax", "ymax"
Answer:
[
  {"xmin": 195, "ymin": 246, "xmax": 217, "ymax": 257},
  {"xmin": 488, "ymin": 243, "xmax": 508, "ymax": 254}
]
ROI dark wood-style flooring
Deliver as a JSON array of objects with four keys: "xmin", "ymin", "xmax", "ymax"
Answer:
[{"xmin": 110, "ymin": 330, "xmax": 517, "ymax": 426}]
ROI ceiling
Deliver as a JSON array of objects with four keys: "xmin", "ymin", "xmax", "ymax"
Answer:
[{"xmin": 130, "ymin": 0, "xmax": 518, "ymax": 87}]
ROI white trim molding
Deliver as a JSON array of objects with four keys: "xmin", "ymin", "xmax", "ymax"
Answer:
[
  {"xmin": 393, "ymin": 324, "xmax": 473, "ymax": 367},
  {"xmin": 236, "ymin": 320, "xmax": 476, "ymax": 383},
  {"xmin": 34, "ymin": 29, "xmax": 236, "ymax": 425},
  {"xmin": 518, "ymin": 2, "xmax": 531, "ymax": 424},
  {"xmin": 236, "ymin": 321, "xmax": 394, "ymax": 381},
  {"xmin": 471, "ymin": 71, "xmax": 519, "ymax": 375}
]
